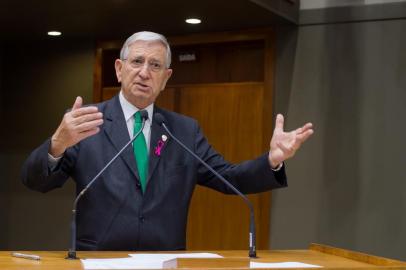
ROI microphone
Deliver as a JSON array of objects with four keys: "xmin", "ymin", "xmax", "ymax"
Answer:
[
  {"xmin": 66, "ymin": 110, "xmax": 148, "ymax": 260},
  {"xmin": 154, "ymin": 113, "xmax": 257, "ymax": 258}
]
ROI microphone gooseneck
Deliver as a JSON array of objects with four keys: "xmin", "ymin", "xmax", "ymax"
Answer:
[
  {"xmin": 66, "ymin": 110, "xmax": 148, "ymax": 260},
  {"xmin": 154, "ymin": 113, "xmax": 257, "ymax": 258}
]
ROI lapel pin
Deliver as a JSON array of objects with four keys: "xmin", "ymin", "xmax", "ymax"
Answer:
[
  {"xmin": 161, "ymin": 135, "xmax": 168, "ymax": 142},
  {"xmin": 154, "ymin": 139, "xmax": 165, "ymax": 157}
]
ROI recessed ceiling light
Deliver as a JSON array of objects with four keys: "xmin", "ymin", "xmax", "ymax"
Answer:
[
  {"xmin": 47, "ymin": 31, "xmax": 62, "ymax": 36},
  {"xmin": 185, "ymin": 18, "xmax": 201, "ymax": 24}
]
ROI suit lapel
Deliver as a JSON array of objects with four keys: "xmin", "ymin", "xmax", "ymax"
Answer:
[
  {"xmin": 103, "ymin": 96, "xmax": 139, "ymax": 181},
  {"xmin": 148, "ymin": 109, "xmax": 169, "ymax": 183}
]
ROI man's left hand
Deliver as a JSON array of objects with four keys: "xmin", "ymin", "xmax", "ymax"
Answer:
[{"xmin": 268, "ymin": 114, "xmax": 314, "ymax": 168}]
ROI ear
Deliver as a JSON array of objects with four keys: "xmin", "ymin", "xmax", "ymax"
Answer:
[
  {"xmin": 160, "ymin": 68, "xmax": 173, "ymax": 91},
  {"xmin": 114, "ymin": 59, "xmax": 123, "ymax": 83}
]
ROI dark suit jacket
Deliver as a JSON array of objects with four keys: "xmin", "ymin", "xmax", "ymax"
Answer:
[{"xmin": 21, "ymin": 95, "xmax": 287, "ymax": 251}]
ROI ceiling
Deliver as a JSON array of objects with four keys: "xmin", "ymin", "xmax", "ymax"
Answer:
[
  {"xmin": 0, "ymin": 0, "xmax": 297, "ymax": 40},
  {"xmin": 300, "ymin": 0, "xmax": 406, "ymax": 10}
]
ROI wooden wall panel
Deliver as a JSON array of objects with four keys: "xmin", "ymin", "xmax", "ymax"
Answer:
[
  {"xmin": 174, "ymin": 83, "xmax": 270, "ymax": 250},
  {"xmin": 170, "ymin": 41, "xmax": 264, "ymax": 84},
  {"xmin": 155, "ymin": 88, "xmax": 176, "ymax": 111}
]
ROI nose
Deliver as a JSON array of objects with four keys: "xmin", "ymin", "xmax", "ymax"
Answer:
[{"xmin": 138, "ymin": 63, "xmax": 150, "ymax": 79}]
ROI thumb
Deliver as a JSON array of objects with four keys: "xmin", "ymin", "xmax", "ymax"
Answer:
[
  {"xmin": 274, "ymin": 114, "xmax": 284, "ymax": 132},
  {"xmin": 72, "ymin": 96, "xmax": 83, "ymax": 111}
]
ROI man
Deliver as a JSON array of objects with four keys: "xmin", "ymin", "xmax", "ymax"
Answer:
[{"xmin": 21, "ymin": 31, "xmax": 313, "ymax": 251}]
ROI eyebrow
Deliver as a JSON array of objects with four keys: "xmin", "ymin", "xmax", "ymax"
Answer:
[{"xmin": 132, "ymin": 56, "xmax": 163, "ymax": 62}]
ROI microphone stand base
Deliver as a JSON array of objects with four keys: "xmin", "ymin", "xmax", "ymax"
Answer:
[
  {"xmin": 249, "ymin": 251, "xmax": 257, "ymax": 258},
  {"xmin": 65, "ymin": 251, "xmax": 79, "ymax": 260}
]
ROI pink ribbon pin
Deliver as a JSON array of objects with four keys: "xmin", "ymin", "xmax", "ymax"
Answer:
[{"xmin": 154, "ymin": 140, "xmax": 165, "ymax": 156}]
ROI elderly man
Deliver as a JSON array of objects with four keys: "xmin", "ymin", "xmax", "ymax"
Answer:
[{"xmin": 22, "ymin": 31, "xmax": 313, "ymax": 251}]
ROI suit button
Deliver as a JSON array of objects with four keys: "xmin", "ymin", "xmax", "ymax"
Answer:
[
  {"xmin": 139, "ymin": 215, "xmax": 145, "ymax": 222},
  {"xmin": 136, "ymin": 182, "xmax": 141, "ymax": 189}
]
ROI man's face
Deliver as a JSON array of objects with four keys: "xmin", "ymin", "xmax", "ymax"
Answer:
[{"xmin": 115, "ymin": 40, "xmax": 172, "ymax": 109}]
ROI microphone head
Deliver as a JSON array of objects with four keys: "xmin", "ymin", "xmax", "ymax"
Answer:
[
  {"xmin": 154, "ymin": 113, "xmax": 166, "ymax": 126},
  {"xmin": 140, "ymin": 110, "xmax": 149, "ymax": 121}
]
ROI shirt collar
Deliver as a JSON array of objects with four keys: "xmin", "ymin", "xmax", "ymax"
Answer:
[{"xmin": 119, "ymin": 91, "xmax": 154, "ymax": 125}]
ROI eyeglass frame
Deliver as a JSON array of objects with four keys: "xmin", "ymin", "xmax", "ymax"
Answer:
[{"xmin": 121, "ymin": 56, "xmax": 168, "ymax": 72}]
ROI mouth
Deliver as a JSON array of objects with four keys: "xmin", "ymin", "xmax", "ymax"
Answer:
[{"xmin": 134, "ymin": 82, "xmax": 150, "ymax": 92}]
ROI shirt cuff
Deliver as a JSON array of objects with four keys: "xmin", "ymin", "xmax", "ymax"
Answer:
[
  {"xmin": 271, "ymin": 162, "xmax": 284, "ymax": 172},
  {"xmin": 48, "ymin": 153, "xmax": 62, "ymax": 171}
]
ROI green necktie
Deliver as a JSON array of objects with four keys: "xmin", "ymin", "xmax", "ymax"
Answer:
[{"xmin": 133, "ymin": 111, "xmax": 148, "ymax": 193}]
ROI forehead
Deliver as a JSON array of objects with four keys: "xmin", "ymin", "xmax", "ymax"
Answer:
[{"xmin": 127, "ymin": 40, "xmax": 167, "ymax": 60}]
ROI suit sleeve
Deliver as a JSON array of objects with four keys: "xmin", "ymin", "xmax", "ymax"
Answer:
[
  {"xmin": 21, "ymin": 138, "xmax": 78, "ymax": 193},
  {"xmin": 194, "ymin": 124, "xmax": 287, "ymax": 194}
]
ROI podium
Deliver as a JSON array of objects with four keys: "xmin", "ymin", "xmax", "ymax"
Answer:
[{"xmin": 2, "ymin": 243, "xmax": 406, "ymax": 269}]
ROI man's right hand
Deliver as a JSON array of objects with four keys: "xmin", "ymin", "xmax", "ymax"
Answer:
[{"xmin": 49, "ymin": 96, "xmax": 104, "ymax": 157}]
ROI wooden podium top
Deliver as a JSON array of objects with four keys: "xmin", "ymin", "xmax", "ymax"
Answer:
[{"xmin": 1, "ymin": 244, "xmax": 405, "ymax": 270}]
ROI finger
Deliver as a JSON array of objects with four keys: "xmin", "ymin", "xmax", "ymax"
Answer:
[
  {"xmin": 274, "ymin": 114, "xmax": 284, "ymax": 131},
  {"xmin": 72, "ymin": 96, "xmax": 83, "ymax": 111},
  {"xmin": 75, "ymin": 119, "xmax": 104, "ymax": 133},
  {"xmin": 301, "ymin": 129, "xmax": 314, "ymax": 142},
  {"xmin": 77, "ymin": 127, "xmax": 101, "ymax": 141},
  {"xmin": 296, "ymin": 129, "xmax": 314, "ymax": 144},
  {"xmin": 70, "ymin": 106, "xmax": 99, "ymax": 118},
  {"xmin": 73, "ymin": 112, "xmax": 103, "ymax": 126},
  {"xmin": 300, "ymin": 123, "xmax": 313, "ymax": 133},
  {"xmin": 295, "ymin": 123, "xmax": 313, "ymax": 135},
  {"xmin": 294, "ymin": 127, "xmax": 303, "ymax": 134}
]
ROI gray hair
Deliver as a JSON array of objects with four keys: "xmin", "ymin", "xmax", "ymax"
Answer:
[{"xmin": 120, "ymin": 31, "xmax": 172, "ymax": 68}]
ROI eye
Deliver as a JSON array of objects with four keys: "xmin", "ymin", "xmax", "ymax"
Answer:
[
  {"xmin": 131, "ymin": 58, "xmax": 144, "ymax": 67},
  {"xmin": 150, "ymin": 61, "xmax": 162, "ymax": 71}
]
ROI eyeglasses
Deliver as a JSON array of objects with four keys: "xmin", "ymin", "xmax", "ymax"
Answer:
[{"xmin": 123, "ymin": 57, "xmax": 166, "ymax": 72}]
